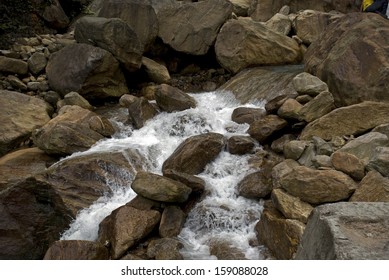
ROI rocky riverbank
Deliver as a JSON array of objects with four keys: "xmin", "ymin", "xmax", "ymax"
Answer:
[{"xmin": 0, "ymin": 0, "xmax": 388, "ymax": 260}]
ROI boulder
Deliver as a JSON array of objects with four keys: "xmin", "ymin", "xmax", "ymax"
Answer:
[
  {"xmin": 98, "ymin": 205, "xmax": 161, "ymax": 259},
  {"xmin": 74, "ymin": 16, "xmax": 143, "ymax": 72},
  {"xmin": 126, "ymin": 195, "xmax": 163, "ymax": 211},
  {"xmin": 295, "ymin": 202, "xmax": 389, "ymax": 259},
  {"xmin": 162, "ymin": 133, "xmax": 225, "ymax": 175},
  {"xmin": 0, "ymin": 177, "xmax": 72, "ymax": 259},
  {"xmin": 142, "ymin": 57, "xmax": 171, "ymax": 84},
  {"xmin": 271, "ymin": 159, "xmax": 300, "ymax": 189},
  {"xmin": 44, "ymin": 240, "xmax": 109, "ymax": 260},
  {"xmin": 32, "ymin": 105, "xmax": 114, "ymax": 156},
  {"xmin": 283, "ymin": 140, "xmax": 308, "ymax": 160},
  {"xmin": 42, "ymin": 0, "xmax": 70, "ymax": 30},
  {"xmin": 119, "ymin": 94, "xmax": 138, "ymax": 107},
  {"xmin": 227, "ymin": 135, "xmax": 255, "ymax": 155},
  {"xmin": 229, "ymin": 0, "xmax": 251, "ymax": 16},
  {"xmin": 279, "ymin": 166, "xmax": 357, "ymax": 204},
  {"xmin": 27, "ymin": 52, "xmax": 47, "ymax": 75},
  {"xmin": 292, "ymin": 72, "xmax": 329, "ymax": 96},
  {"xmin": 158, "ymin": 0, "xmax": 233, "ymax": 55},
  {"xmin": 61, "ymin": 92, "xmax": 94, "ymax": 110},
  {"xmin": 43, "ymin": 149, "xmax": 142, "ymax": 217},
  {"xmin": 367, "ymin": 147, "xmax": 389, "ymax": 177},
  {"xmin": 128, "ymin": 97, "xmax": 158, "ymax": 129},
  {"xmin": 46, "ymin": 43, "xmax": 128, "ymax": 100},
  {"xmin": 147, "ymin": 238, "xmax": 183, "ymax": 260},
  {"xmin": 209, "ymin": 239, "xmax": 247, "ymax": 260},
  {"xmin": 131, "ymin": 172, "xmax": 192, "ymax": 203},
  {"xmin": 162, "ymin": 169, "xmax": 205, "ymax": 194},
  {"xmin": 0, "ymin": 56, "xmax": 28, "ymax": 75},
  {"xmin": 219, "ymin": 65, "xmax": 302, "ymax": 104},
  {"xmin": 0, "ymin": 148, "xmax": 57, "ymax": 190},
  {"xmin": 255, "ymin": 201, "xmax": 305, "ymax": 259},
  {"xmin": 0, "ymin": 90, "xmax": 51, "ymax": 157},
  {"xmin": 231, "ymin": 107, "xmax": 266, "ymax": 125},
  {"xmin": 215, "ymin": 17, "xmax": 302, "ymax": 74},
  {"xmin": 350, "ymin": 171, "xmax": 389, "ymax": 202},
  {"xmin": 265, "ymin": 13, "xmax": 292, "ymax": 35},
  {"xmin": 154, "ymin": 84, "xmax": 196, "ymax": 112},
  {"xmin": 277, "ymin": 98, "xmax": 302, "ymax": 120},
  {"xmin": 297, "ymin": 91, "xmax": 335, "ymax": 122},
  {"xmin": 300, "ymin": 102, "xmax": 389, "ymax": 141},
  {"xmin": 159, "ymin": 206, "xmax": 186, "ymax": 238},
  {"xmin": 271, "ymin": 189, "xmax": 313, "ymax": 224},
  {"xmin": 331, "ymin": 151, "xmax": 365, "ymax": 181},
  {"xmin": 304, "ymin": 13, "xmax": 389, "ymax": 106},
  {"xmin": 237, "ymin": 170, "xmax": 272, "ymax": 199},
  {"xmin": 98, "ymin": 0, "xmax": 158, "ymax": 51},
  {"xmin": 338, "ymin": 132, "xmax": 389, "ymax": 165},
  {"xmin": 293, "ymin": 10, "xmax": 342, "ymax": 45},
  {"xmin": 247, "ymin": 114, "xmax": 288, "ymax": 143}
]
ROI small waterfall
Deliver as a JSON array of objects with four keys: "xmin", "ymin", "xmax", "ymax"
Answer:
[{"xmin": 60, "ymin": 90, "xmax": 267, "ymax": 259}]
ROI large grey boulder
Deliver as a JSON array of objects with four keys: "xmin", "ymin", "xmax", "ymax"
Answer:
[
  {"xmin": 304, "ymin": 13, "xmax": 389, "ymax": 106},
  {"xmin": 32, "ymin": 105, "xmax": 115, "ymax": 156},
  {"xmin": 74, "ymin": 16, "xmax": 143, "ymax": 72},
  {"xmin": 46, "ymin": 43, "xmax": 128, "ymax": 100},
  {"xmin": 0, "ymin": 90, "xmax": 51, "ymax": 157},
  {"xmin": 98, "ymin": 0, "xmax": 158, "ymax": 51},
  {"xmin": 162, "ymin": 133, "xmax": 225, "ymax": 175},
  {"xmin": 215, "ymin": 17, "xmax": 302, "ymax": 74},
  {"xmin": 158, "ymin": 0, "xmax": 233, "ymax": 55},
  {"xmin": 295, "ymin": 202, "xmax": 389, "ymax": 259}
]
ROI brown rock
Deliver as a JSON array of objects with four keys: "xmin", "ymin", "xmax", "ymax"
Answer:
[
  {"xmin": 277, "ymin": 98, "xmax": 302, "ymax": 120},
  {"xmin": 271, "ymin": 134, "xmax": 296, "ymax": 154},
  {"xmin": 0, "ymin": 56, "xmax": 28, "ymax": 75},
  {"xmin": 231, "ymin": 107, "xmax": 266, "ymax": 125},
  {"xmin": 159, "ymin": 206, "xmax": 186, "ymax": 238},
  {"xmin": 98, "ymin": 205, "xmax": 161, "ymax": 259},
  {"xmin": 154, "ymin": 84, "xmax": 196, "ymax": 112},
  {"xmin": 247, "ymin": 114, "xmax": 288, "ymax": 143},
  {"xmin": 350, "ymin": 171, "xmax": 389, "ymax": 202},
  {"xmin": 237, "ymin": 170, "xmax": 272, "ymax": 199},
  {"xmin": 147, "ymin": 238, "xmax": 183, "ymax": 260},
  {"xmin": 44, "ymin": 240, "xmax": 109, "ymax": 260},
  {"xmin": 298, "ymin": 91, "xmax": 335, "ymax": 122},
  {"xmin": 227, "ymin": 135, "xmax": 255, "ymax": 155},
  {"xmin": 142, "ymin": 57, "xmax": 171, "ymax": 84},
  {"xmin": 128, "ymin": 97, "xmax": 158, "ymax": 129},
  {"xmin": 271, "ymin": 159, "xmax": 300, "ymax": 189},
  {"xmin": 331, "ymin": 151, "xmax": 365, "ymax": 181},
  {"xmin": 209, "ymin": 239, "xmax": 247, "ymax": 260},
  {"xmin": 163, "ymin": 169, "xmax": 205, "ymax": 193}
]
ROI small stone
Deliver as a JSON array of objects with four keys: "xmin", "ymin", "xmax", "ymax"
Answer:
[
  {"xmin": 283, "ymin": 140, "xmax": 308, "ymax": 160},
  {"xmin": 331, "ymin": 151, "xmax": 365, "ymax": 181}
]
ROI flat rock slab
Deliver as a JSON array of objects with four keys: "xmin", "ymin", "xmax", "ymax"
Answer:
[{"xmin": 296, "ymin": 202, "xmax": 389, "ymax": 260}]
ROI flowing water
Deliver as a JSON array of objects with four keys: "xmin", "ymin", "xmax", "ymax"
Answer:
[{"xmin": 60, "ymin": 90, "xmax": 268, "ymax": 259}]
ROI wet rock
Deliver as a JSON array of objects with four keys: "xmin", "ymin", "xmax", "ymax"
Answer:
[
  {"xmin": 147, "ymin": 238, "xmax": 183, "ymax": 260},
  {"xmin": 350, "ymin": 171, "xmax": 389, "ymax": 202},
  {"xmin": 44, "ymin": 240, "xmax": 109, "ymax": 260},
  {"xmin": 75, "ymin": 16, "xmax": 143, "ymax": 72},
  {"xmin": 209, "ymin": 239, "xmax": 247, "ymax": 260},
  {"xmin": 0, "ymin": 148, "xmax": 57, "ymax": 190},
  {"xmin": 331, "ymin": 151, "xmax": 365, "ymax": 181},
  {"xmin": 162, "ymin": 133, "xmax": 225, "ymax": 175},
  {"xmin": 255, "ymin": 201, "xmax": 305, "ymax": 259},
  {"xmin": 162, "ymin": 169, "xmax": 205, "ymax": 194},
  {"xmin": 304, "ymin": 13, "xmax": 389, "ymax": 106},
  {"xmin": 277, "ymin": 98, "xmax": 302, "ymax": 120},
  {"xmin": 231, "ymin": 107, "xmax": 266, "ymax": 125},
  {"xmin": 292, "ymin": 72, "xmax": 328, "ymax": 96},
  {"xmin": 142, "ymin": 57, "xmax": 171, "ymax": 84},
  {"xmin": 295, "ymin": 202, "xmax": 389, "ymax": 259},
  {"xmin": 237, "ymin": 170, "xmax": 272, "ymax": 199},
  {"xmin": 0, "ymin": 90, "xmax": 51, "ymax": 156},
  {"xmin": 227, "ymin": 135, "xmax": 255, "ymax": 155},
  {"xmin": 0, "ymin": 177, "xmax": 72, "ymax": 259},
  {"xmin": 279, "ymin": 166, "xmax": 357, "ymax": 204},
  {"xmin": 98, "ymin": 0, "xmax": 158, "ymax": 51},
  {"xmin": 247, "ymin": 114, "xmax": 288, "ymax": 144},
  {"xmin": 298, "ymin": 91, "xmax": 335, "ymax": 122},
  {"xmin": 32, "ymin": 105, "xmax": 114, "ymax": 156},
  {"xmin": 300, "ymin": 102, "xmax": 389, "ymax": 141},
  {"xmin": 98, "ymin": 205, "xmax": 161, "ymax": 259},
  {"xmin": 0, "ymin": 56, "xmax": 28, "ymax": 75},
  {"xmin": 155, "ymin": 84, "xmax": 196, "ymax": 112},
  {"xmin": 159, "ymin": 206, "xmax": 186, "ymax": 238},
  {"xmin": 367, "ymin": 147, "xmax": 389, "ymax": 177},
  {"xmin": 215, "ymin": 17, "xmax": 301, "ymax": 74},
  {"xmin": 128, "ymin": 97, "xmax": 158, "ymax": 129},
  {"xmin": 126, "ymin": 195, "xmax": 163, "ymax": 212},
  {"xmin": 131, "ymin": 172, "xmax": 192, "ymax": 203},
  {"xmin": 158, "ymin": 0, "xmax": 232, "ymax": 55},
  {"xmin": 271, "ymin": 188, "xmax": 313, "ymax": 223},
  {"xmin": 46, "ymin": 43, "xmax": 128, "ymax": 100}
]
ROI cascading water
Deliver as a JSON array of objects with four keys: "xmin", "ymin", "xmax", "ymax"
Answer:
[{"xmin": 60, "ymin": 90, "xmax": 268, "ymax": 259}]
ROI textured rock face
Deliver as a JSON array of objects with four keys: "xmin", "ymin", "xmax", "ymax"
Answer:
[
  {"xmin": 44, "ymin": 240, "xmax": 109, "ymax": 260},
  {"xmin": 0, "ymin": 177, "xmax": 72, "ymax": 259},
  {"xmin": 297, "ymin": 91, "xmax": 335, "ymax": 122},
  {"xmin": 158, "ymin": 0, "xmax": 233, "ymax": 55},
  {"xmin": 237, "ymin": 170, "xmax": 272, "ymax": 199},
  {"xmin": 300, "ymin": 102, "xmax": 389, "ymax": 141},
  {"xmin": 128, "ymin": 97, "xmax": 158, "ymax": 129},
  {"xmin": 147, "ymin": 238, "xmax": 183, "ymax": 260},
  {"xmin": 247, "ymin": 114, "xmax": 288, "ymax": 143},
  {"xmin": 331, "ymin": 151, "xmax": 365, "ymax": 181},
  {"xmin": 154, "ymin": 84, "xmax": 196, "ymax": 113},
  {"xmin": 98, "ymin": 205, "xmax": 161, "ymax": 259},
  {"xmin": 32, "ymin": 105, "xmax": 114, "ymax": 156},
  {"xmin": 304, "ymin": 13, "xmax": 389, "ymax": 106},
  {"xmin": 74, "ymin": 16, "xmax": 143, "ymax": 72},
  {"xmin": 159, "ymin": 206, "xmax": 186, "ymax": 238},
  {"xmin": 46, "ymin": 43, "xmax": 128, "ymax": 100},
  {"xmin": 350, "ymin": 171, "xmax": 389, "ymax": 202},
  {"xmin": 367, "ymin": 146, "xmax": 389, "ymax": 177},
  {"xmin": 98, "ymin": 0, "xmax": 158, "ymax": 51},
  {"xmin": 295, "ymin": 202, "xmax": 389, "ymax": 260},
  {"xmin": 215, "ymin": 17, "xmax": 302, "ymax": 74},
  {"xmin": 131, "ymin": 172, "xmax": 192, "ymax": 203},
  {"xmin": 0, "ymin": 90, "xmax": 51, "ymax": 157},
  {"xmin": 162, "ymin": 133, "xmax": 225, "ymax": 175},
  {"xmin": 141, "ymin": 57, "xmax": 171, "ymax": 84},
  {"xmin": 231, "ymin": 107, "xmax": 266, "ymax": 125}
]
